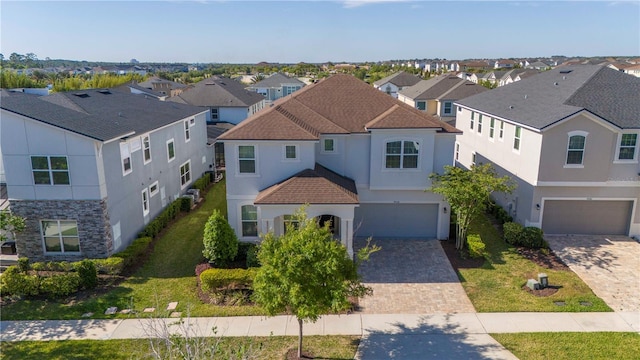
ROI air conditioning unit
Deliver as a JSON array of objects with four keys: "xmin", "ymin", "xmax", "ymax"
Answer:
[{"xmin": 187, "ymin": 189, "xmax": 200, "ymax": 201}]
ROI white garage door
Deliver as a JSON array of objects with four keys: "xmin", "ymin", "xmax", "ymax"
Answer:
[
  {"xmin": 542, "ymin": 200, "xmax": 632, "ymax": 235},
  {"xmin": 354, "ymin": 203, "xmax": 438, "ymax": 238}
]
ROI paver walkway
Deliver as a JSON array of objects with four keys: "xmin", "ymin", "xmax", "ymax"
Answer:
[
  {"xmin": 354, "ymin": 238, "xmax": 475, "ymax": 314},
  {"xmin": 546, "ymin": 235, "xmax": 640, "ymax": 312}
]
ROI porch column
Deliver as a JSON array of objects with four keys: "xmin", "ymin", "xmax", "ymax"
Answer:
[
  {"xmin": 261, "ymin": 218, "xmax": 274, "ymax": 235},
  {"xmin": 341, "ymin": 218, "xmax": 354, "ymax": 257}
]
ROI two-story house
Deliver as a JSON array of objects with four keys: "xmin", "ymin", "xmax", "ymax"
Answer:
[
  {"xmin": 219, "ymin": 74, "xmax": 460, "ymax": 256},
  {"xmin": 1, "ymin": 89, "xmax": 211, "ymax": 261},
  {"xmin": 169, "ymin": 77, "xmax": 265, "ymax": 125},
  {"xmin": 455, "ymin": 66, "xmax": 639, "ymax": 237},
  {"xmin": 246, "ymin": 73, "xmax": 305, "ymax": 104},
  {"xmin": 373, "ymin": 71, "xmax": 422, "ymax": 98},
  {"xmin": 398, "ymin": 75, "xmax": 488, "ymax": 126}
]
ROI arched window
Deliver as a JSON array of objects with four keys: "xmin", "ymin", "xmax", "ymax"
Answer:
[
  {"xmin": 566, "ymin": 132, "xmax": 587, "ymax": 165},
  {"xmin": 241, "ymin": 205, "xmax": 258, "ymax": 237}
]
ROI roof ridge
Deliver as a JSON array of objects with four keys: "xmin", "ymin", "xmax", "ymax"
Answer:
[
  {"xmin": 275, "ymin": 102, "xmax": 320, "ymax": 137},
  {"xmin": 314, "ymin": 164, "xmax": 358, "ymax": 202},
  {"xmin": 563, "ymin": 65, "xmax": 605, "ymax": 108},
  {"xmin": 364, "ymin": 104, "xmax": 400, "ymax": 129},
  {"xmin": 437, "ymin": 78, "xmax": 465, "ymax": 99}
]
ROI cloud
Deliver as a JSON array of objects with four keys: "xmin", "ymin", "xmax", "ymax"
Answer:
[{"xmin": 341, "ymin": 0, "xmax": 408, "ymax": 9}]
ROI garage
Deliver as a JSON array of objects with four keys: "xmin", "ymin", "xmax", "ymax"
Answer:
[
  {"xmin": 354, "ymin": 203, "xmax": 438, "ymax": 238},
  {"xmin": 542, "ymin": 200, "xmax": 632, "ymax": 235}
]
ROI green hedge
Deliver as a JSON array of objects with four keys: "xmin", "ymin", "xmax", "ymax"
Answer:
[
  {"xmin": 39, "ymin": 273, "xmax": 81, "ymax": 298},
  {"xmin": 192, "ymin": 173, "xmax": 211, "ymax": 192},
  {"xmin": 487, "ymin": 201, "xmax": 513, "ymax": 224},
  {"xmin": 0, "ymin": 266, "xmax": 81, "ymax": 299},
  {"xmin": 200, "ymin": 268, "xmax": 258, "ymax": 293},
  {"xmin": 467, "ymin": 234, "xmax": 486, "ymax": 258},
  {"xmin": 503, "ymin": 222, "xmax": 524, "ymax": 245},
  {"xmin": 112, "ymin": 237, "xmax": 152, "ymax": 271},
  {"xmin": 503, "ymin": 222, "xmax": 546, "ymax": 249},
  {"xmin": 138, "ymin": 199, "xmax": 183, "ymax": 238},
  {"xmin": 30, "ymin": 257, "xmax": 124, "ymax": 275}
]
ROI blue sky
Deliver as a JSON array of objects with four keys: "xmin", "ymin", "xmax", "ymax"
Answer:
[{"xmin": 1, "ymin": 1, "xmax": 639, "ymax": 63}]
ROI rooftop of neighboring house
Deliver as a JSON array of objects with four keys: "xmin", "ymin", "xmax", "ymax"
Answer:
[
  {"xmin": 206, "ymin": 123, "xmax": 234, "ymax": 145},
  {"xmin": 137, "ymin": 76, "xmax": 187, "ymax": 90},
  {"xmin": 456, "ymin": 65, "xmax": 640, "ymax": 130},
  {"xmin": 373, "ymin": 71, "xmax": 422, "ymax": 87},
  {"xmin": 247, "ymin": 73, "xmax": 305, "ymax": 88},
  {"xmin": 512, "ymin": 69, "xmax": 541, "ymax": 80},
  {"xmin": 0, "ymin": 88, "xmax": 205, "ymax": 142},
  {"xmin": 399, "ymin": 75, "xmax": 488, "ymax": 101},
  {"xmin": 219, "ymin": 74, "xmax": 460, "ymax": 141},
  {"xmin": 168, "ymin": 76, "xmax": 264, "ymax": 107},
  {"xmin": 113, "ymin": 81, "xmax": 167, "ymax": 99},
  {"xmin": 461, "ymin": 61, "xmax": 491, "ymax": 68}
]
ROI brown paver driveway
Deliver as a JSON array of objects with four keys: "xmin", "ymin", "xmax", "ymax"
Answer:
[
  {"xmin": 546, "ymin": 235, "xmax": 640, "ymax": 312},
  {"xmin": 354, "ymin": 238, "xmax": 475, "ymax": 314}
]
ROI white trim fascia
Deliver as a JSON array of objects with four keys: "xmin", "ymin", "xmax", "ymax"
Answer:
[
  {"xmin": 227, "ymin": 194, "xmax": 259, "ymax": 200},
  {"xmin": 535, "ymin": 181, "xmax": 640, "ymax": 187},
  {"xmin": 223, "ymin": 139, "xmax": 318, "ymax": 144},
  {"xmin": 367, "ymin": 186, "xmax": 432, "ymax": 191},
  {"xmin": 454, "ymin": 104, "xmax": 542, "ymax": 133},
  {"xmin": 541, "ymin": 110, "xmax": 623, "ymax": 133},
  {"xmin": 357, "ymin": 200, "xmax": 443, "ymax": 205}
]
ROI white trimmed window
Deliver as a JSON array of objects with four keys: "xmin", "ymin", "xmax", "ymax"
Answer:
[
  {"xmin": 189, "ymin": 117, "xmax": 195, "ymax": 126},
  {"xmin": 211, "ymin": 108, "xmax": 219, "ymax": 121},
  {"xmin": 283, "ymin": 145, "xmax": 298, "ymax": 161},
  {"xmin": 149, "ymin": 181, "xmax": 159, "ymax": 197},
  {"xmin": 238, "ymin": 145, "xmax": 256, "ymax": 174},
  {"xmin": 566, "ymin": 131, "xmax": 587, "ymax": 165},
  {"xmin": 513, "ymin": 126, "xmax": 522, "ymax": 151},
  {"xmin": 489, "ymin": 118, "xmax": 495, "ymax": 139},
  {"xmin": 143, "ymin": 135, "xmax": 152, "ymax": 164},
  {"xmin": 241, "ymin": 205, "xmax": 258, "ymax": 237},
  {"xmin": 142, "ymin": 188, "xmax": 150, "ymax": 216},
  {"xmin": 31, "ymin": 156, "xmax": 70, "ymax": 185},
  {"xmin": 477, "ymin": 114, "xmax": 483, "ymax": 134},
  {"xmin": 455, "ymin": 143, "xmax": 460, "ymax": 161},
  {"xmin": 470, "ymin": 111, "xmax": 475, "ymax": 130},
  {"xmin": 617, "ymin": 133, "xmax": 638, "ymax": 161},
  {"xmin": 120, "ymin": 142, "xmax": 132, "ymax": 175},
  {"xmin": 385, "ymin": 140, "xmax": 419, "ymax": 169},
  {"xmin": 41, "ymin": 220, "xmax": 80, "ymax": 254},
  {"xmin": 184, "ymin": 120, "xmax": 191, "ymax": 142},
  {"xmin": 472, "ymin": 152, "xmax": 477, "ymax": 166},
  {"xmin": 322, "ymin": 138, "xmax": 335, "ymax": 153},
  {"xmin": 499, "ymin": 121, "xmax": 504, "ymax": 140},
  {"xmin": 442, "ymin": 101, "xmax": 453, "ymax": 115},
  {"xmin": 180, "ymin": 160, "xmax": 191, "ymax": 188},
  {"xmin": 416, "ymin": 101, "xmax": 426, "ymax": 111},
  {"xmin": 167, "ymin": 139, "xmax": 175, "ymax": 162}
]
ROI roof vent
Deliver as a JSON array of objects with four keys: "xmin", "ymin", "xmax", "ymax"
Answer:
[
  {"xmin": 554, "ymin": 82, "xmax": 559, "ymax": 86},
  {"xmin": 509, "ymin": 105, "xmax": 514, "ymax": 109},
  {"xmin": 524, "ymin": 94, "xmax": 528, "ymax": 99},
  {"xmin": 97, "ymin": 89, "xmax": 111, "ymax": 95},
  {"xmin": 562, "ymin": 76, "xmax": 567, "ymax": 80},
  {"xmin": 559, "ymin": 70, "xmax": 572, "ymax": 74},
  {"xmin": 73, "ymin": 93, "xmax": 89, "ymax": 98}
]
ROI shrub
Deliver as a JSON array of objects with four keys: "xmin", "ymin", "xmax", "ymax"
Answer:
[
  {"xmin": 521, "ymin": 227, "xmax": 546, "ymax": 249},
  {"xmin": 503, "ymin": 222, "xmax": 524, "ymax": 245},
  {"xmin": 193, "ymin": 174, "xmax": 211, "ymax": 192},
  {"xmin": 202, "ymin": 210, "xmax": 238, "ymax": 266},
  {"xmin": 17, "ymin": 257, "xmax": 30, "ymax": 273},
  {"xmin": 245, "ymin": 244, "xmax": 260, "ymax": 268},
  {"xmin": 92, "ymin": 257, "xmax": 125, "ymax": 275},
  {"xmin": 200, "ymin": 268, "xmax": 257, "ymax": 292},
  {"xmin": 75, "ymin": 259, "xmax": 98, "ymax": 290},
  {"xmin": 31, "ymin": 262, "xmax": 47, "ymax": 271},
  {"xmin": 180, "ymin": 196, "xmax": 193, "ymax": 212},
  {"xmin": 0, "ymin": 266, "xmax": 39, "ymax": 297},
  {"xmin": 39, "ymin": 273, "xmax": 80, "ymax": 298},
  {"xmin": 138, "ymin": 199, "xmax": 184, "ymax": 238},
  {"xmin": 467, "ymin": 234, "xmax": 486, "ymax": 258},
  {"xmin": 113, "ymin": 237, "xmax": 152, "ymax": 271}
]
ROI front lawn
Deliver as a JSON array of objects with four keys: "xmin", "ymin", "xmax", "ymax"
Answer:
[
  {"xmin": 454, "ymin": 214, "xmax": 611, "ymax": 312},
  {"xmin": 492, "ymin": 332, "xmax": 640, "ymax": 360},
  {"xmin": 1, "ymin": 178, "xmax": 265, "ymax": 320},
  {"xmin": 0, "ymin": 336, "xmax": 360, "ymax": 360}
]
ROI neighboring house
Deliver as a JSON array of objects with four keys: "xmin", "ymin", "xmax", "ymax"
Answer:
[
  {"xmin": 137, "ymin": 77, "xmax": 187, "ymax": 97},
  {"xmin": 1, "ymin": 89, "xmax": 211, "ymax": 261},
  {"xmin": 455, "ymin": 65, "xmax": 640, "ymax": 238},
  {"xmin": 398, "ymin": 75, "xmax": 488, "ymax": 126},
  {"xmin": 169, "ymin": 77, "xmax": 266, "ymax": 125},
  {"xmin": 460, "ymin": 61, "xmax": 492, "ymax": 72},
  {"xmin": 218, "ymin": 74, "xmax": 460, "ymax": 255},
  {"xmin": 622, "ymin": 64, "xmax": 640, "ymax": 78},
  {"xmin": 373, "ymin": 71, "xmax": 422, "ymax": 98},
  {"xmin": 246, "ymin": 73, "xmax": 305, "ymax": 104},
  {"xmin": 494, "ymin": 59, "xmax": 517, "ymax": 69},
  {"xmin": 115, "ymin": 81, "xmax": 168, "ymax": 100},
  {"xmin": 526, "ymin": 61, "xmax": 552, "ymax": 70}
]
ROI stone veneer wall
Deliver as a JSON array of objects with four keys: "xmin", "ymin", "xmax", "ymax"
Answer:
[{"xmin": 10, "ymin": 199, "xmax": 113, "ymax": 262}]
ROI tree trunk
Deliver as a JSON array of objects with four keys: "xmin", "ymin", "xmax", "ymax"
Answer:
[{"xmin": 297, "ymin": 318, "xmax": 303, "ymax": 359}]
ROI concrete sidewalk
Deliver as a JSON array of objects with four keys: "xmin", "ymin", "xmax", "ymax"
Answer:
[{"xmin": 1, "ymin": 312, "xmax": 638, "ymax": 342}]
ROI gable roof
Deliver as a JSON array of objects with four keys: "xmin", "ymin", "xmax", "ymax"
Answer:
[
  {"xmin": 168, "ymin": 76, "xmax": 264, "ymax": 107},
  {"xmin": 456, "ymin": 65, "xmax": 640, "ymax": 130},
  {"xmin": 0, "ymin": 89, "xmax": 205, "ymax": 141},
  {"xmin": 373, "ymin": 71, "xmax": 422, "ymax": 87},
  {"xmin": 254, "ymin": 163, "xmax": 358, "ymax": 205},
  {"xmin": 137, "ymin": 76, "xmax": 187, "ymax": 90},
  {"xmin": 247, "ymin": 73, "xmax": 305, "ymax": 88},
  {"xmin": 219, "ymin": 74, "xmax": 460, "ymax": 141},
  {"xmin": 399, "ymin": 75, "xmax": 488, "ymax": 101}
]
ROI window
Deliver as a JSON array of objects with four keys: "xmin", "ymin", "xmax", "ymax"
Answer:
[
  {"xmin": 470, "ymin": 112, "xmax": 475, "ymax": 130},
  {"xmin": 184, "ymin": 120, "xmax": 191, "ymax": 142},
  {"xmin": 189, "ymin": 117, "xmax": 195, "ymax": 126},
  {"xmin": 167, "ymin": 139, "xmax": 175, "ymax": 162},
  {"xmin": 416, "ymin": 101, "xmax": 426, "ymax": 111},
  {"xmin": 322, "ymin": 138, "xmax": 335, "ymax": 153},
  {"xmin": 442, "ymin": 101, "xmax": 453, "ymax": 115},
  {"xmin": 41, "ymin": 220, "xmax": 80, "ymax": 254},
  {"xmin": 566, "ymin": 133, "xmax": 587, "ymax": 165},
  {"xmin": 455, "ymin": 143, "xmax": 459, "ymax": 161},
  {"xmin": 149, "ymin": 181, "xmax": 159, "ymax": 197},
  {"xmin": 31, "ymin": 156, "xmax": 70, "ymax": 185},
  {"xmin": 489, "ymin": 118, "xmax": 495, "ymax": 139},
  {"xmin": 120, "ymin": 142, "xmax": 132, "ymax": 175},
  {"xmin": 618, "ymin": 134, "xmax": 638, "ymax": 161},
  {"xmin": 499, "ymin": 121, "xmax": 504, "ymax": 139},
  {"xmin": 477, "ymin": 114, "xmax": 483, "ymax": 134},
  {"xmin": 472, "ymin": 152, "xmax": 477, "ymax": 166},
  {"xmin": 514, "ymin": 126, "xmax": 522, "ymax": 151},
  {"xmin": 385, "ymin": 85, "xmax": 391, "ymax": 95},
  {"xmin": 143, "ymin": 135, "xmax": 151, "ymax": 164},
  {"xmin": 211, "ymin": 108, "xmax": 218, "ymax": 121},
  {"xmin": 385, "ymin": 140, "xmax": 419, "ymax": 169},
  {"xmin": 238, "ymin": 145, "xmax": 255, "ymax": 173},
  {"xmin": 180, "ymin": 160, "xmax": 191, "ymax": 188},
  {"xmin": 142, "ymin": 188, "xmax": 150, "ymax": 216},
  {"xmin": 283, "ymin": 145, "xmax": 298, "ymax": 160},
  {"xmin": 284, "ymin": 86, "xmax": 299, "ymax": 95},
  {"xmin": 241, "ymin": 205, "xmax": 258, "ymax": 237}
]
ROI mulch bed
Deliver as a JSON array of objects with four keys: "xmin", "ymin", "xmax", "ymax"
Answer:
[
  {"xmin": 285, "ymin": 348, "xmax": 315, "ymax": 360},
  {"xmin": 521, "ymin": 284, "xmax": 560, "ymax": 297},
  {"xmin": 441, "ymin": 238, "xmax": 485, "ymax": 271}
]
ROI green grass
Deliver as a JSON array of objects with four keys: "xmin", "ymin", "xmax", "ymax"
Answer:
[
  {"xmin": 0, "ymin": 336, "xmax": 360, "ymax": 360},
  {"xmin": 457, "ymin": 215, "xmax": 611, "ymax": 312},
  {"xmin": 1, "ymin": 179, "xmax": 266, "ymax": 320},
  {"xmin": 492, "ymin": 332, "xmax": 640, "ymax": 360}
]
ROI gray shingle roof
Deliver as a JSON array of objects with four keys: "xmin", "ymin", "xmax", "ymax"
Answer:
[
  {"xmin": 456, "ymin": 65, "xmax": 640, "ymax": 130},
  {"xmin": 247, "ymin": 73, "xmax": 305, "ymax": 88},
  {"xmin": 373, "ymin": 71, "xmax": 422, "ymax": 87},
  {"xmin": 1, "ymin": 89, "xmax": 206, "ymax": 141},
  {"xmin": 399, "ymin": 75, "xmax": 487, "ymax": 101},
  {"xmin": 168, "ymin": 77, "xmax": 264, "ymax": 107}
]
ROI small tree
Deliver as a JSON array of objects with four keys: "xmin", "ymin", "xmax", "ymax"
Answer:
[
  {"xmin": 202, "ymin": 210, "xmax": 238, "ymax": 266},
  {"xmin": 430, "ymin": 164, "xmax": 515, "ymax": 250},
  {"xmin": 253, "ymin": 208, "xmax": 378, "ymax": 359},
  {"xmin": 0, "ymin": 211, "xmax": 26, "ymax": 242}
]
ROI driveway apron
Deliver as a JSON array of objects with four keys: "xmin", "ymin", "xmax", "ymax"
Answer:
[
  {"xmin": 354, "ymin": 238, "xmax": 475, "ymax": 314},
  {"xmin": 546, "ymin": 235, "xmax": 640, "ymax": 312}
]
